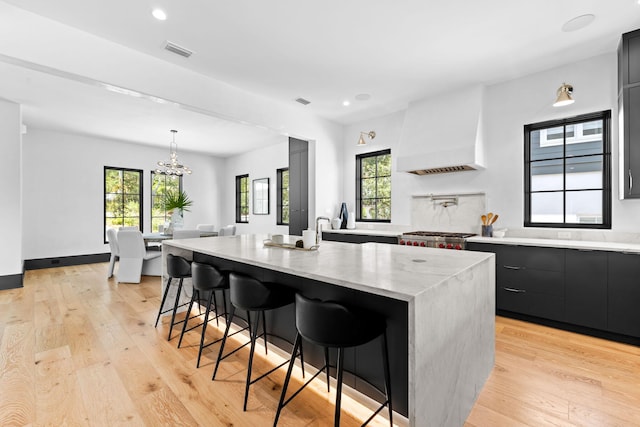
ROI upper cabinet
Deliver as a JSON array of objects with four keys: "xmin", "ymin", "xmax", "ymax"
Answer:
[{"xmin": 619, "ymin": 29, "xmax": 640, "ymax": 198}]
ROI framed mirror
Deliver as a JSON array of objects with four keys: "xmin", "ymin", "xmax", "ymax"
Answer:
[{"xmin": 252, "ymin": 178, "xmax": 270, "ymax": 215}]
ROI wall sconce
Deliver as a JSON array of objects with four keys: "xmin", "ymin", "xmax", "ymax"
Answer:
[
  {"xmin": 357, "ymin": 130, "xmax": 376, "ymax": 146},
  {"xmin": 553, "ymin": 83, "xmax": 574, "ymax": 107}
]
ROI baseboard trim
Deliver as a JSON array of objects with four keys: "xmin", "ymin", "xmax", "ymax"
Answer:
[
  {"xmin": 0, "ymin": 273, "xmax": 23, "ymax": 290},
  {"xmin": 24, "ymin": 253, "xmax": 111, "ymax": 270}
]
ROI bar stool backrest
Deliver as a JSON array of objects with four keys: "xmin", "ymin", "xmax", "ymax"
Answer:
[
  {"xmin": 192, "ymin": 262, "xmax": 226, "ymax": 291},
  {"xmin": 166, "ymin": 254, "xmax": 191, "ymax": 278}
]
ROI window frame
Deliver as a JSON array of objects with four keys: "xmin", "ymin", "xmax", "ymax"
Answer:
[
  {"xmin": 355, "ymin": 149, "xmax": 392, "ymax": 223},
  {"xmin": 150, "ymin": 172, "xmax": 182, "ymax": 233},
  {"xmin": 524, "ymin": 110, "xmax": 611, "ymax": 229},
  {"xmin": 235, "ymin": 174, "xmax": 249, "ymax": 223},
  {"xmin": 276, "ymin": 167, "xmax": 289, "ymax": 225},
  {"xmin": 103, "ymin": 166, "xmax": 143, "ymax": 243}
]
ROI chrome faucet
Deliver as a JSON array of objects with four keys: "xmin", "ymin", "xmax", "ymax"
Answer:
[{"xmin": 315, "ymin": 216, "xmax": 331, "ymax": 244}]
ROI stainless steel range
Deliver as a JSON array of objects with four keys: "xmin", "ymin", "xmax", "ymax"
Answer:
[{"xmin": 398, "ymin": 231, "xmax": 476, "ymax": 250}]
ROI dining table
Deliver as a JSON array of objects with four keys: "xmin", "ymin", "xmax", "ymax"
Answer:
[{"xmin": 142, "ymin": 231, "xmax": 217, "ymax": 244}]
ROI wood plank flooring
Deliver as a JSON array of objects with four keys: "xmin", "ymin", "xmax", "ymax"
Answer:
[{"xmin": 1, "ymin": 263, "xmax": 639, "ymax": 426}]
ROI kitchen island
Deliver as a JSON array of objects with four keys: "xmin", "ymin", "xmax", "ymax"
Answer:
[{"xmin": 162, "ymin": 234, "xmax": 495, "ymax": 426}]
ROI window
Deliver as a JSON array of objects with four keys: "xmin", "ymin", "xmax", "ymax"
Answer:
[
  {"xmin": 104, "ymin": 166, "xmax": 143, "ymax": 241},
  {"xmin": 277, "ymin": 168, "xmax": 289, "ymax": 225},
  {"xmin": 356, "ymin": 149, "xmax": 391, "ymax": 222},
  {"xmin": 524, "ymin": 110, "xmax": 611, "ymax": 228},
  {"xmin": 151, "ymin": 172, "xmax": 182, "ymax": 232},
  {"xmin": 236, "ymin": 174, "xmax": 249, "ymax": 223}
]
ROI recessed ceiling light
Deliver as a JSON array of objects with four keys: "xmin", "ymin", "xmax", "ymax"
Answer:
[
  {"xmin": 152, "ymin": 8, "xmax": 167, "ymax": 21},
  {"xmin": 355, "ymin": 93, "xmax": 371, "ymax": 101},
  {"xmin": 343, "ymin": 100, "xmax": 351, "ymax": 106},
  {"xmin": 561, "ymin": 14, "xmax": 595, "ymax": 32}
]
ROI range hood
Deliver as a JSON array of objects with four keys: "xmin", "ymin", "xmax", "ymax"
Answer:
[{"xmin": 396, "ymin": 85, "xmax": 486, "ymax": 175}]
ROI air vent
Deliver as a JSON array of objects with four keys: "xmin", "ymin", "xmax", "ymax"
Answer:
[
  {"xmin": 295, "ymin": 97, "xmax": 311, "ymax": 105},
  {"xmin": 409, "ymin": 165, "xmax": 477, "ymax": 175},
  {"xmin": 164, "ymin": 41, "xmax": 193, "ymax": 58}
]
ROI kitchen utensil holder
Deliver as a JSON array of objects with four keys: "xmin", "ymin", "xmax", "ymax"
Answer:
[{"xmin": 481, "ymin": 225, "xmax": 493, "ymax": 237}]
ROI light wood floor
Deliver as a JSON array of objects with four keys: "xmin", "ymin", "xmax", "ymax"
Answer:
[{"xmin": 0, "ymin": 263, "xmax": 639, "ymax": 426}]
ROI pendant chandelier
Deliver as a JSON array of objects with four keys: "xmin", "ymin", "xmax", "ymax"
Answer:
[{"xmin": 155, "ymin": 130, "xmax": 192, "ymax": 176}]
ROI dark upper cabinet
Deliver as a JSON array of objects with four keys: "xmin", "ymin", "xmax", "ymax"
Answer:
[
  {"xmin": 565, "ymin": 249, "xmax": 608, "ymax": 330},
  {"xmin": 607, "ymin": 252, "xmax": 640, "ymax": 338},
  {"xmin": 288, "ymin": 137, "xmax": 308, "ymax": 236},
  {"xmin": 619, "ymin": 29, "xmax": 640, "ymax": 198}
]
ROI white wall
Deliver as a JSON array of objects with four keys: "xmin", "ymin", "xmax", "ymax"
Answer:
[
  {"xmin": 343, "ymin": 52, "xmax": 640, "ymax": 234},
  {"xmin": 0, "ymin": 98, "xmax": 22, "ymax": 275},
  {"xmin": 22, "ymin": 129, "xmax": 223, "ymax": 259},
  {"xmin": 222, "ymin": 138, "xmax": 289, "ymax": 235}
]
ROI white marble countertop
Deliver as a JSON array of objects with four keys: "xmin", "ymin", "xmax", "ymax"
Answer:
[
  {"xmin": 468, "ymin": 235, "xmax": 640, "ymax": 254},
  {"xmin": 164, "ymin": 234, "xmax": 494, "ymax": 302}
]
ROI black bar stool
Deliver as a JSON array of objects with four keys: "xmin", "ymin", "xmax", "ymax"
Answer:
[
  {"xmin": 212, "ymin": 272, "xmax": 304, "ymax": 411},
  {"xmin": 153, "ymin": 254, "xmax": 192, "ymax": 341},
  {"xmin": 274, "ymin": 293, "xmax": 393, "ymax": 427},
  {"xmin": 177, "ymin": 262, "xmax": 230, "ymax": 368}
]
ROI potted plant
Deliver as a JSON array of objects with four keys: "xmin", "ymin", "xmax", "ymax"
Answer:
[{"xmin": 165, "ymin": 190, "xmax": 193, "ymax": 233}]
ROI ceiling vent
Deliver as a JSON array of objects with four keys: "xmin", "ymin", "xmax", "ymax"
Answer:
[
  {"xmin": 164, "ymin": 41, "xmax": 193, "ymax": 58},
  {"xmin": 295, "ymin": 97, "xmax": 311, "ymax": 105}
]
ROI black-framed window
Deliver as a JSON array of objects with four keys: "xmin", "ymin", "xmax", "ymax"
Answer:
[
  {"xmin": 276, "ymin": 168, "xmax": 289, "ymax": 225},
  {"xmin": 236, "ymin": 174, "xmax": 249, "ymax": 223},
  {"xmin": 104, "ymin": 166, "xmax": 143, "ymax": 242},
  {"xmin": 151, "ymin": 172, "xmax": 182, "ymax": 232},
  {"xmin": 356, "ymin": 149, "xmax": 391, "ymax": 222},
  {"xmin": 524, "ymin": 110, "xmax": 611, "ymax": 228}
]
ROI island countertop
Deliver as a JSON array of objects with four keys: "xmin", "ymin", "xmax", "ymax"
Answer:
[
  {"xmin": 163, "ymin": 233, "xmax": 494, "ymax": 302},
  {"xmin": 162, "ymin": 233, "xmax": 495, "ymax": 426}
]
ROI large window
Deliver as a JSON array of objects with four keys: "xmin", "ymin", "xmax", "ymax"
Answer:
[
  {"xmin": 356, "ymin": 149, "xmax": 391, "ymax": 222},
  {"xmin": 104, "ymin": 166, "xmax": 143, "ymax": 241},
  {"xmin": 277, "ymin": 168, "xmax": 289, "ymax": 225},
  {"xmin": 236, "ymin": 174, "xmax": 249, "ymax": 223},
  {"xmin": 524, "ymin": 110, "xmax": 611, "ymax": 228},
  {"xmin": 151, "ymin": 172, "xmax": 182, "ymax": 232}
]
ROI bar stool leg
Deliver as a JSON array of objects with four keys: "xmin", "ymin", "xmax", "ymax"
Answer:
[
  {"xmin": 212, "ymin": 304, "xmax": 236, "ymax": 380},
  {"xmin": 154, "ymin": 277, "xmax": 173, "ymax": 327},
  {"xmin": 262, "ymin": 310, "xmax": 268, "ymax": 354},
  {"xmin": 324, "ymin": 347, "xmax": 331, "ymax": 392},
  {"xmin": 196, "ymin": 291, "xmax": 215, "ymax": 368},
  {"xmin": 243, "ymin": 310, "xmax": 261, "ymax": 411},
  {"xmin": 167, "ymin": 278, "xmax": 184, "ymax": 341},
  {"xmin": 177, "ymin": 290, "xmax": 198, "ymax": 348},
  {"xmin": 212, "ymin": 290, "xmax": 220, "ymax": 327},
  {"xmin": 273, "ymin": 332, "xmax": 302, "ymax": 426},
  {"xmin": 334, "ymin": 347, "xmax": 345, "ymax": 427}
]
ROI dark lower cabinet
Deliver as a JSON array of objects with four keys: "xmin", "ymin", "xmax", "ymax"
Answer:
[
  {"xmin": 322, "ymin": 232, "xmax": 399, "ymax": 244},
  {"xmin": 607, "ymin": 252, "xmax": 640, "ymax": 337},
  {"xmin": 468, "ymin": 242, "xmax": 640, "ymax": 341},
  {"xmin": 565, "ymin": 249, "xmax": 608, "ymax": 330}
]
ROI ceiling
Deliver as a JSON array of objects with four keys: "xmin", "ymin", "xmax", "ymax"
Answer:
[{"xmin": 1, "ymin": 0, "xmax": 639, "ymax": 156}]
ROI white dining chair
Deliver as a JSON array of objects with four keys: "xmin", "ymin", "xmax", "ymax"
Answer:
[
  {"xmin": 172, "ymin": 229, "xmax": 201, "ymax": 239},
  {"xmin": 106, "ymin": 228, "xmax": 119, "ymax": 278},
  {"xmin": 116, "ymin": 229, "xmax": 162, "ymax": 283},
  {"xmin": 218, "ymin": 225, "xmax": 236, "ymax": 236},
  {"xmin": 196, "ymin": 224, "xmax": 215, "ymax": 232}
]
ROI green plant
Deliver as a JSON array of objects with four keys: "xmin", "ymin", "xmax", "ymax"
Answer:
[{"xmin": 165, "ymin": 190, "xmax": 193, "ymax": 212}]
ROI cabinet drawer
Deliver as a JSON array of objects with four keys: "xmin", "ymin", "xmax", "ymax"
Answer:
[
  {"xmin": 500, "ymin": 245, "xmax": 565, "ymax": 272},
  {"xmin": 497, "ymin": 287, "xmax": 564, "ymax": 322},
  {"xmin": 500, "ymin": 268, "xmax": 564, "ymax": 296}
]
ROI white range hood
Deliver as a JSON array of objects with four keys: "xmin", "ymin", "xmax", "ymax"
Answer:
[{"xmin": 397, "ymin": 84, "xmax": 486, "ymax": 175}]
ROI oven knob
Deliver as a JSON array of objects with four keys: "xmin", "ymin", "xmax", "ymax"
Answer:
[
  {"xmin": 420, "ymin": 242, "xmax": 426, "ymax": 247},
  {"xmin": 413, "ymin": 241, "xmax": 419, "ymax": 246},
  {"xmin": 438, "ymin": 243, "xmax": 445, "ymax": 248},
  {"xmin": 446, "ymin": 243, "xmax": 453, "ymax": 249},
  {"xmin": 399, "ymin": 239, "xmax": 405, "ymax": 245},
  {"xmin": 455, "ymin": 244, "xmax": 462, "ymax": 250},
  {"xmin": 405, "ymin": 240, "xmax": 411, "ymax": 246}
]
